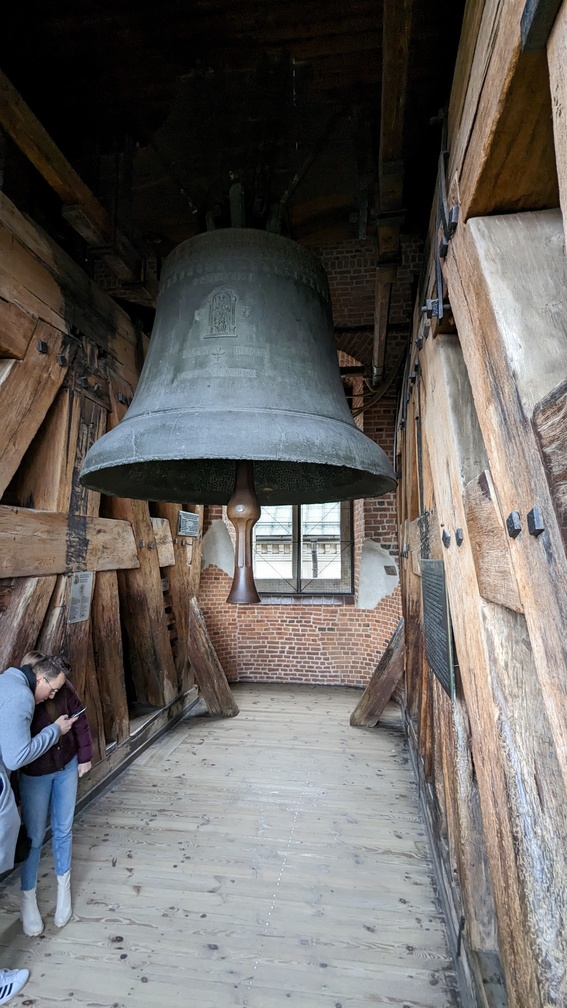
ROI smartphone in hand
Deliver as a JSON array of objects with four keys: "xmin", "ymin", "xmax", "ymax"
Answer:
[{"xmin": 71, "ymin": 706, "xmax": 86, "ymax": 719}]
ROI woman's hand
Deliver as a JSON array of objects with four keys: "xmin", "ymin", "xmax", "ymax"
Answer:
[{"xmin": 78, "ymin": 761, "xmax": 92, "ymax": 778}]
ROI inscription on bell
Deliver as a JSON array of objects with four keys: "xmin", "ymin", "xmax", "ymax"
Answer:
[{"xmin": 206, "ymin": 289, "xmax": 237, "ymax": 338}]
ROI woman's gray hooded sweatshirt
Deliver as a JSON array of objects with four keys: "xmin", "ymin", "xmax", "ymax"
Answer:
[{"xmin": 0, "ymin": 666, "xmax": 61, "ymax": 873}]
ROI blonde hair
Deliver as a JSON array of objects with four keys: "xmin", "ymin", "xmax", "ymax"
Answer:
[
  {"xmin": 22, "ymin": 653, "xmax": 69, "ymax": 682},
  {"xmin": 21, "ymin": 650, "xmax": 48, "ymax": 668}
]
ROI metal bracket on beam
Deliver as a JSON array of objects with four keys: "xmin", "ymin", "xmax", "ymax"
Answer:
[{"xmin": 521, "ymin": 0, "xmax": 562, "ymax": 51}]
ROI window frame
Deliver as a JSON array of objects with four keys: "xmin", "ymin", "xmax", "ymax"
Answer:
[{"xmin": 253, "ymin": 500, "xmax": 354, "ymax": 597}]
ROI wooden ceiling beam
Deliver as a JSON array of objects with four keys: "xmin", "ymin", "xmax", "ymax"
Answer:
[
  {"xmin": 0, "ymin": 69, "xmax": 158, "ymax": 306},
  {"xmin": 372, "ymin": 0, "xmax": 413, "ymax": 384}
]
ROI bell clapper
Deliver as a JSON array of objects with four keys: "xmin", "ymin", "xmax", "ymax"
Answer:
[{"xmin": 226, "ymin": 460, "xmax": 261, "ymax": 604}]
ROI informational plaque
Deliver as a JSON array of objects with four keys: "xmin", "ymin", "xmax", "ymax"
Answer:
[
  {"xmin": 177, "ymin": 510, "xmax": 200, "ymax": 537},
  {"xmin": 67, "ymin": 571, "xmax": 94, "ymax": 624},
  {"xmin": 421, "ymin": 559, "xmax": 455, "ymax": 698}
]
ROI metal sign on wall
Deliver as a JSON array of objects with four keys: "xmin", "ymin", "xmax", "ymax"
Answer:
[
  {"xmin": 68, "ymin": 571, "xmax": 94, "ymax": 624},
  {"xmin": 177, "ymin": 510, "xmax": 200, "ymax": 537},
  {"xmin": 421, "ymin": 558, "xmax": 455, "ymax": 698}
]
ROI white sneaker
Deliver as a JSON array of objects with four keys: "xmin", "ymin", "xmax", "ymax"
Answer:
[{"xmin": 0, "ymin": 969, "xmax": 29, "ymax": 1005}]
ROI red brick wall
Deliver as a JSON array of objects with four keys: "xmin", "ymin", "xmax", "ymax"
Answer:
[
  {"xmin": 197, "ymin": 235, "xmax": 422, "ymax": 687},
  {"xmin": 200, "ymin": 567, "xmax": 401, "ymax": 686},
  {"xmin": 363, "ymin": 393, "xmax": 398, "ymax": 552}
]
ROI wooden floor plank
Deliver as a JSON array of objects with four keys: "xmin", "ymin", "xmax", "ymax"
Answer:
[{"xmin": 0, "ymin": 684, "xmax": 459, "ymax": 1007}]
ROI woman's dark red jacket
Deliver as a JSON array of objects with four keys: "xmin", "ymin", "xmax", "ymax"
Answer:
[{"xmin": 20, "ymin": 681, "xmax": 93, "ymax": 776}]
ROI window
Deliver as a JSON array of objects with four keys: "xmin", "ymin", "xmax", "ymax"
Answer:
[{"xmin": 253, "ymin": 501, "xmax": 353, "ymax": 595}]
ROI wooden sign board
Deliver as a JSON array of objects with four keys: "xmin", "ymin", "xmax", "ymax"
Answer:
[{"xmin": 421, "ymin": 558, "xmax": 455, "ymax": 698}]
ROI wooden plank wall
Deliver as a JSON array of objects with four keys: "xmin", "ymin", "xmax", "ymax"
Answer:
[
  {"xmin": 0, "ymin": 191, "xmax": 201, "ymax": 791},
  {"xmin": 399, "ymin": 3, "xmax": 567, "ymax": 1007}
]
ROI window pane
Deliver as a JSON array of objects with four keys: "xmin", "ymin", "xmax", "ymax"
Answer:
[
  {"xmin": 253, "ymin": 505, "xmax": 295, "ymax": 584},
  {"xmin": 300, "ymin": 503, "xmax": 342, "ymax": 581}
]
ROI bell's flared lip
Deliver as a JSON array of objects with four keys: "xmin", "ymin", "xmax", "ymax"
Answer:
[{"xmin": 80, "ymin": 408, "xmax": 397, "ymax": 505}]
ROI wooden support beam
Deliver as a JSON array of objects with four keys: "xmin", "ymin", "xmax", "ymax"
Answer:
[
  {"xmin": 532, "ymin": 377, "xmax": 567, "ymax": 553},
  {"xmin": 445, "ymin": 210, "xmax": 567, "ymax": 773},
  {"xmin": 442, "ymin": 209, "xmax": 567, "ymax": 1003},
  {"xmin": 0, "ymin": 193, "xmax": 141, "ymax": 384},
  {"xmin": 110, "ymin": 501, "xmax": 178, "ymax": 710},
  {"xmin": 372, "ymin": 0, "xmax": 412, "ymax": 386},
  {"xmin": 422, "ymin": 334, "xmax": 541, "ymax": 1004},
  {"xmin": 350, "ymin": 618, "xmax": 404, "ymax": 727},
  {"xmin": 438, "ymin": 689, "xmax": 499, "ymax": 958},
  {"xmin": 99, "ymin": 380, "xmax": 177, "ymax": 708},
  {"xmin": 447, "ymin": 0, "xmax": 558, "ymax": 218},
  {"xmin": 0, "ymin": 506, "xmax": 139, "ymax": 578},
  {"xmin": 0, "ymin": 575, "xmax": 57, "ymax": 670},
  {"xmin": 0, "ymin": 322, "xmax": 74, "ymax": 497},
  {"xmin": 92, "ymin": 570, "xmax": 130, "ymax": 746},
  {"xmin": 187, "ymin": 597, "xmax": 239, "ymax": 718},
  {"xmin": 0, "ymin": 296, "xmax": 36, "ymax": 358},
  {"xmin": 152, "ymin": 502, "xmax": 196, "ymax": 691},
  {"xmin": 150, "ymin": 516, "xmax": 176, "ymax": 568},
  {"xmin": 548, "ymin": 3, "xmax": 567, "ymax": 252},
  {"xmin": 464, "ymin": 469, "xmax": 523, "ymax": 613},
  {"xmin": 379, "ymin": 0, "xmax": 413, "ymax": 207},
  {"xmin": 0, "ymin": 69, "xmax": 157, "ymax": 305}
]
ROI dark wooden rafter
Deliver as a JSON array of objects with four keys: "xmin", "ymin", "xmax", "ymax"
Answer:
[
  {"xmin": 373, "ymin": 0, "xmax": 413, "ymax": 384},
  {"xmin": 0, "ymin": 69, "xmax": 158, "ymax": 306}
]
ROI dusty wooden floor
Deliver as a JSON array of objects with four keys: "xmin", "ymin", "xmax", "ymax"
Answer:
[{"xmin": 0, "ymin": 684, "xmax": 459, "ymax": 1007}]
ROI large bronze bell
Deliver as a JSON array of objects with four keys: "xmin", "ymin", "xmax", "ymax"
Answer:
[{"xmin": 80, "ymin": 228, "xmax": 397, "ymax": 602}]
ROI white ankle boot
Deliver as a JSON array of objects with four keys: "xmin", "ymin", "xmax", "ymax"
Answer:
[
  {"xmin": 20, "ymin": 888, "xmax": 44, "ymax": 937},
  {"xmin": 54, "ymin": 870, "xmax": 72, "ymax": 927}
]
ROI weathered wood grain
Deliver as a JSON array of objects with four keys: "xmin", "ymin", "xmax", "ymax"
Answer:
[
  {"xmin": 423, "ymin": 321, "xmax": 567, "ymax": 1006},
  {"xmin": 187, "ymin": 596, "xmax": 239, "ymax": 718},
  {"xmin": 0, "ymin": 685, "xmax": 457, "ymax": 1008},
  {"xmin": 533, "ymin": 377, "xmax": 567, "ymax": 551},
  {"xmin": 549, "ymin": 4, "xmax": 567, "ymax": 248},
  {"xmin": 422, "ymin": 332, "xmax": 540, "ymax": 1004},
  {"xmin": 111, "ymin": 499, "xmax": 177, "ymax": 709},
  {"xmin": 350, "ymin": 618, "xmax": 404, "ymax": 726},
  {"xmin": 447, "ymin": 0, "xmax": 558, "ymax": 218},
  {"xmin": 91, "ymin": 570, "xmax": 130, "ymax": 746},
  {"xmin": 152, "ymin": 502, "xmax": 195, "ymax": 690},
  {"xmin": 0, "ymin": 295, "xmax": 36, "ymax": 358},
  {"xmin": 0, "ymin": 193, "xmax": 140, "ymax": 382},
  {"xmin": 12, "ymin": 387, "xmax": 81, "ymax": 513},
  {"xmin": 0, "ymin": 575, "xmax": 57, "ymax": 669},
  {"xmin": 150, "ymin": 516, "xmax": 175, "ymax": 568},
  {"xmin": 0, "ymin": 506, "xmax": 139, "ymax": 577},
  {"xmin": 0, "ymin": 321, "xmax": 73, "ymax": 497},
  {"xmin": 464, "ymin": 469, "xmax": 523, "ymax": 612},
  {"xmin": 99, "ymin": 378, "xmax": 177, "ymax": 709},
  {"xmin": 446, "ymin": 211, "xmax": 567, "ymax": 779}
]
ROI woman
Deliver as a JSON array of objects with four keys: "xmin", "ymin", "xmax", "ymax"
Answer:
[
  {"xmin": 18, "ymin": 652, "xmax": 93, "ymax": 938},
  {"xmin": 0, "ymin": 653, "xmax": 73, "ymax": 1003}
]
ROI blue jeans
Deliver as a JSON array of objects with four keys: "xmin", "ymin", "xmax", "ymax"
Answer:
[{"xmin": 18, "ymin": 756, "xmax": 78, "ymax": 890}]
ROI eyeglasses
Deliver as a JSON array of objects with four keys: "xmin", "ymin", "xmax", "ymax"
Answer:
[{"xmin": 41, "ymin": 676, "xmax": 61, "ymax": 697}]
